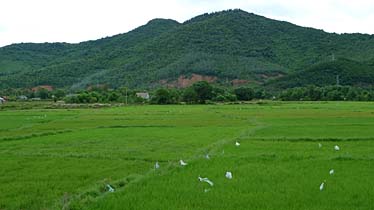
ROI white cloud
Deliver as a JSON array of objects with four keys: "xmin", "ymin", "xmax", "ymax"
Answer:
[{"xmin": 0, "ymin": 0, "xmax": 373, "ymax": 47}]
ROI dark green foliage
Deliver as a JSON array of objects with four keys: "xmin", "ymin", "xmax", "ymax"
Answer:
[
  {"xmin": 191, "ymin": 81, "xmax": 213, "ymax": 103},
  {"xmin": 1, "ymin": 9, "xmax": 374, "ymax": 89},
  {"xmin": 151, "ymin": 88, "xmax": 177, "ymax": 104},
  {"xmin": 278, "ymin": 85, "xmax": 374, "ymax": 101},
  {"xmin": 268, "ymin": 58, "xmax": 374, "ymax": 89},
  {"xmin": 212, "ymin": 86, "xmax": 237, "ymax": 102},
  {"xmin": 108, "ymin": 92, "xmax": 120, "ymax": 102},
  {"xmin": 52, "ymin": 89, "xmax": 66, "ymax": 100},
  {"xmin": 234, "ymin": 87, "xmax": 254, "ymax": 101},
  {"xmin": 182, "ymin": 87, "xmax": 198, "ymax": 103},
  {"xmin": 35, "ymin": 88, "xmax": 49, "ymax": 99},
  {"xmin": 64, "ymin": 89, "xmax": 134, "ymax": 104},
  {"xmin": 2, "ymin": 85, "xmax": 374, "ymax": 104}
]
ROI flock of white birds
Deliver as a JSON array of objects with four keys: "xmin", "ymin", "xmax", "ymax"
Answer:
[
  {"xmin": 178, "ymin": 142, "xmax": 236, "ymax": 191},
  {"xmin": 319, "ymin": 143, "xmax": 340, "ymax": 191},
  {"xmin": 152, "ymin": 141, "xmax": 239, "ymax": 192},
  {"xmin": 105, "ymin": 141, "xmax": 341, "ymax": 193}
]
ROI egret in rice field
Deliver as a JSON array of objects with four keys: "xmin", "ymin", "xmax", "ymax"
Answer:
[
  {"xmin": 225, "ymin": 171, "xmax": 233, "ymax": 179},
  {"xmin": 198, "ymin": 176, "xmax": 214, "ymax": 186},
  {"xmin": 205, "ymin": 154, "xmax": 210, "ymax": 159},
  {"xmin": 329, "ymin": 169, "xmax": 334, "ymax": 175},
  {"xmin": 235, "ymin": 141, "xmax": 240, "ymax": 146},
  {"xmin": 318, "ymin": 143, "xmax": 322, "ymax": 148},
  {"xmin": 180, "ymin": 160, "xmax": 188, "ymax": 166},
  {"xmin": 319, "ymin": 180, "xmax": 326, "ymax": 191},
  {"xmin": 106, "ymin": 184, "xmax": 115, "ymax": 192},
  {"xmin": 155, "ymin": 161, "xmax": 160, "ymax": 169},
  {"xmin": 334, "ymin": 145, "xmax": 340, "ymax": 151}
]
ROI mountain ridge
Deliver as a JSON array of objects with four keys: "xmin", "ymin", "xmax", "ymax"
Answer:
[{"xmin": 1, "ymin": 9, "xmax": 374, "ymax": 89}]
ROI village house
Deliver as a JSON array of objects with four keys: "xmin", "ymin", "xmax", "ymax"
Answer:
[
  {"xmin": 136, "ymin": 92, "xmax": 150, "ymax": 100},
  {"xmin": 0, "ymin": 97, "xmax": 5, "ymax": 104}
]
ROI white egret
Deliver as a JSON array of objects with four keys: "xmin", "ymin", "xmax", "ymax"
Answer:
[
  {"xmin": 318, "ymin": 143, "xmax": 322, "ymax": 148},
  {"xmin": 225, "ymin": 171, "xmax": 233, "ymax": 179},
  {"xmin": 329, "ymin": 169, "xmax": 334, "ymax": 175},
  {"xmin": 334, "ymin": 145, "xmax": 340, "ymax": 151},
  {"xmin": 106, "ymin": 184, "xmax": 115, "ymax": 192},
  {"xmin": 235, "ymin": 141, "xmax": 240, "ymax": 147},
  {"xmin": 319, "ymin": 180, "xmax": 326, "ymax": 191},
  {"xmin": 155, "ymin": 161, "xmax": 160, "ymax": 169},
  {"xmin": 198, "ymin": 176, "xmax": 214, "ymax": 186},
  {"xmin": 205, "ymin": 154, "xmax": 210, "ymax": 159},
  {"xmin": 180, "ymin": 160, "xmax": 188, "ymax": 166}
]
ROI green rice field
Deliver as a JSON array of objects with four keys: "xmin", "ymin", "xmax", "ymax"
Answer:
[{"xmin": 0, "ymin": 102, "xmax": 373, "ymax": 210}]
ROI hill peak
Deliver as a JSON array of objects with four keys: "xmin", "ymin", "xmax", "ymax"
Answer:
[
  {"xmin": 1, "ymin": 9, "xmax": 374, "ymax": 89},
  {"xmin": 147, "ymin": 18, "xmax": 180, "ymax": 25},
  {"xmin": 183, "ymin": 9, "xmax": 264, "ymax": 24}
]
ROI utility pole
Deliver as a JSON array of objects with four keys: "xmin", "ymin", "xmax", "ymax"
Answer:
[{"xmin": 125, "ymin": 88, "xmax": 128, "ymax": 105}]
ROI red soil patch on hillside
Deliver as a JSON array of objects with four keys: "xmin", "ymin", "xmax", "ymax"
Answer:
[
  {"xmin": 231, "ymin": 79, "xmax": 249, "ymax": 86},
  {"xmin": 160, "ymin": 74, "xmax": 217, "ymax": 88}
]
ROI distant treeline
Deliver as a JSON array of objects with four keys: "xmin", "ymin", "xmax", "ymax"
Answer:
[
  {"xmin": 278, "ymin": 85, "xmax": 374, "ymax": 101},
  {"xmin": 1, "ymin": 82, "xmax": 374, "ymax": 104}
]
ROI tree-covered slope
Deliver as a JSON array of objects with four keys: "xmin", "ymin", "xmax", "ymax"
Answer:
[
  {"xmin": 267, "ymin": 58, "xmax": 374, "ymax": 89},
  {"xmin": 1, "ymin": 9, "xmax": 374, "ymax": 89},
  {"xmin": 0, "ymin": 18, "xmax": 181, "ymax": 88}
]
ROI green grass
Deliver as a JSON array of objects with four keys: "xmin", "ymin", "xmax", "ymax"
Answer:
[{"xmin": 0, "ymin": 102, "xmax": 373, "ymax": 209}]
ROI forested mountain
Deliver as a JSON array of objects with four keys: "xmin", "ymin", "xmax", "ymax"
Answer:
[
  {"xmin": 1, "ymin": 9, "xmax": 374, "ymax": 89},
  {"xmin": 267, "ymin": 58, "xmax": 374, "ymax": 89}
]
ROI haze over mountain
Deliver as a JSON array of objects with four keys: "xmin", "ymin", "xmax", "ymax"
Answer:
[{"xmin": 0, "ymin": 9, "xmax": 373, "ymax": 90}]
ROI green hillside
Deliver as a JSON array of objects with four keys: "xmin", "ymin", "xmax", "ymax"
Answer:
[
  {"xmin": 267, "ymin": 58, "xmax": 374, "ymax": 89},
  {"xmin": 1, "ymin": 9, "xmax": 374, "ymax": 89}
]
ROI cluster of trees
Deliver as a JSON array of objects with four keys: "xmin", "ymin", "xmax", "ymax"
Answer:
[
  {"xmin": 64, "ymin": 83, "xmax": 374, "ymax": 104},
  {"xmin": 64, "ymin": 87, "xmax": 145, "ymax": 104},
  {"xmin": 61, "ymin": 82, "xmax": 261, "ymax": 104},
  {"xmin": 279, "ymin": 85, "xmax": 374, "ymax": 101},
  {"xmin": 151, "ymin": 81, "xmax": 268, "ymax": 104},
  {"xmin": 2, "ymin": 82, "xmax": 374, "ymax": 105},
  {"xmin": 0, "ymin": 82, "xmax": 269, "ymax": 104},
  {"xmin": 0, "ymin": 88, "xmax": 66, "ymax": 101}
]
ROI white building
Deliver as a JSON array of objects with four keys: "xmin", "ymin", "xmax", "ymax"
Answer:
[
  {"xmin": 18, "ymin": 95, "xmax": 28, "ymax": 100},
  {"xmin": 136, "ymin": 92, "xmax": 150, "ymax": 100}
]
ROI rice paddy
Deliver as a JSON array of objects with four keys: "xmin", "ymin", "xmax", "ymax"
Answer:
[{"xmin": 0, "ymin": 102, "xmax": 373, "ymax": 210}]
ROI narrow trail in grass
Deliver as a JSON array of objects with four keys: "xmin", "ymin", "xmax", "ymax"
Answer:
[
  {"xmin": 0, "ymin": 125, "xmax": 177, "ymax": 143},
  {"xmin": 63, "ymin": 120, "xmax": 266, "ymax": 209},
  {"xmin": 0, "ymin": 129, "xmax": 74, "ymax": 142}
]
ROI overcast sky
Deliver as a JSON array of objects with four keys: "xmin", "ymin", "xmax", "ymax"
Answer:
[{"xmin": 1, "ymin": 0, "xmax": 374, "ymax": 47}]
